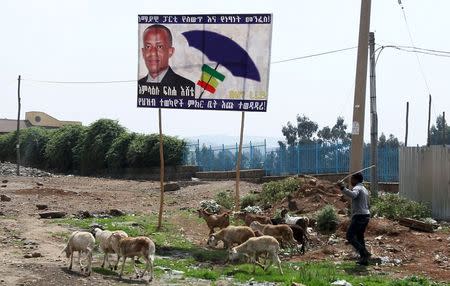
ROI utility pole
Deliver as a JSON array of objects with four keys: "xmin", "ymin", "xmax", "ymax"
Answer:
[
  {"xmin": 443, "ymin": 111, "xmax": 446, "ymax": 146},
  {"xmin": 427, "ymin": 94, "xmax": 431, "ymax": 147},
  {"xmin": 350, "ymin": 0, "xmax": 372, "ymax": 175},
  {"xmin": 369, "ymin": 31, "xmax": 378, "ymax": 197},
  {"xmin": 16, "ymin": 75, "xmax": 21, "ymax": 176},
  {"xmin": 405, "ymin": 102, "xmax": 409, "ymax": 146}
]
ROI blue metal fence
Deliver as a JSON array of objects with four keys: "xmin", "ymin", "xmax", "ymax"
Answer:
[{"xmin": 183, "ymin": 141, "xmax": 399, "ymax": 182}]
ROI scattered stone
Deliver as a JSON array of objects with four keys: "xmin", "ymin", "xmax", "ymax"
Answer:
[
  {"xmin": 0, "ymin": 211, "xmax": 4, "ymax": 216},
  {"xmin": 308, "ymin": 178, "xmax": 317, "ymax": 186},
  {"xmin": 0, "ymin": 162, "xmax": 52, "ymax": 177},
  {"xmin": 36, "ymin": 204, "xmax": 48, "ymax": 210},
  {"xmin": 24, "ymin": 254, "xmax": 33, "ymax": 259},
  {"xmin": 39, "ymin": 211, "xmax": 66, "ymax": 219},
  {"xmin": 0, "ymin": 194, "xmax": 11, "ymax": 202},
  {"xmin": 75, "ymin": 210, "xmax": 92, "ymax": 219},
  {"xmin": 1, "ymin": 185, "xmax": 6, "ymax": 188},
  {"xmin": 331, "ymin": 280, "xmax": 352, "ymax": 286},
  {"xmin": 109, "ymin": 209, "xmax": 125, "ymax": 217},
  {"xmin": 1, "ymin": 180, "xmax": 7, "ymax": 183},
  {"xmin": 24, "ymin": 240, "xmax": 39, "ymax": 246},
  {"xmin": 32, "ymin": 252, "xmax": 42, "ymax": 258},
  {"xmin": 36, "ymin": 182, "xmax": 44, "ymax": 187},
  {"xmin": 163, "ymin": 182, "xmax": 180, "ymax": 192},
  {"xmin": 436, "ymin": 237, "xmax": 443, "ymax": 242}
]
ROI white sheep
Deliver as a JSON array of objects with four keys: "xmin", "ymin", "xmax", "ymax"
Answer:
[
  {"xmin": 207, "ymin": 226, "xmax": 255, "ymax": 249},
  {"xmin": 228, "ymin": 235, "xmax": 283, "ymax": 274},
  {"xmin": 92, "ymin": 227, "xmax": 128, "ymax": 270},
  {"xmin": 112, "ymin": 234, "xmax": 155, "ymax": 282},
  {"xmin": 281, "ymin": 209, "xmax": 310, "ymax": 230},
  {"xmin": 62, "ymin": 231, "xmax": 95, "ymax": 276}
]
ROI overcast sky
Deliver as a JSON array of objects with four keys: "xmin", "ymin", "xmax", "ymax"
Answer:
[{"xmin": 1, "ymin": 0, "xmax": 449, "ymax": 146}]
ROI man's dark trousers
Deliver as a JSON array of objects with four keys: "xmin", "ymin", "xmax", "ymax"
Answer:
[{"xmin": 346, "ymin": 214, "xmax": 370, "ymax": 258}]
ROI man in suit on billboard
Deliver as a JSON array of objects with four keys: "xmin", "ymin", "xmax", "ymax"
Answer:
[{"xmin": 138, "ymin": 24, "xmax": 195, "ymax": 96}]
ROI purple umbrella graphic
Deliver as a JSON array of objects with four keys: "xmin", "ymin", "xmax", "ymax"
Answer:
[{"xmin": 182, "ymin": 30, "xmax": 261, "ymax": 99}]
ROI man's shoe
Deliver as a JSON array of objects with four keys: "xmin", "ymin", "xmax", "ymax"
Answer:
[{"xmin": 357, "ymin": 255, "xmax": 369, "ymax": 266}]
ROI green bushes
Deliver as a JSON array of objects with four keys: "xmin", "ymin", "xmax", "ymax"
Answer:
[
  {"xmin": 214, "ymin": 191, "xmax": 234, "ymax": 210},
  {"xmin": 259, "ymin": 177, "xmax": 301, "ymax": 208},
  {"xmin": 78, "ymin": 119, "xmax": 126, "ymax": 175},
  {"xmin": 45, "ymin": 125, "xmax": 86, "ymax": 172},
  {"xmin": 240, "ymin": 193, "xmax": 259, "ymax": 209},
  {"xmin": 316, "ymin": 205, "xmax": 339, "ymax": 233},
  {"xmin": 0, "ymin": 118, "xmax": 187, "ymax": 175},
  {"xmin": 371, "ymin": 193, "xmax": 431, "ymax": 220}
]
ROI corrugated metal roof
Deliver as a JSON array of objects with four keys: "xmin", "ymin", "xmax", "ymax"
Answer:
[{"xmin": 0, "ymin": 119, "xmax": 28, "ymax": 133}]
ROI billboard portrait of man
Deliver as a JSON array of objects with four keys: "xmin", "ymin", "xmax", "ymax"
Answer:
[{"xmin": 138, "ymin": 24, "xmax": 195, "ymax": 96}]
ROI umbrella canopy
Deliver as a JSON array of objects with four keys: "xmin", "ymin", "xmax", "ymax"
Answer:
[{"xmin": 182, "ymin": 30, "xmax": 261, "ymax": 82}]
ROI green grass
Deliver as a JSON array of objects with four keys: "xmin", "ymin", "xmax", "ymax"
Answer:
[{"xmin": 52, "ymin": 213, "xmax": 449, "ymax": 286}]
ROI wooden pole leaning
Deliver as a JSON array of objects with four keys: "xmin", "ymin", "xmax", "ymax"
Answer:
[
  {"xmin": 157, "ymin": 108, "xmax": 165, "ymax": 230},
  {"xmin": 235, "ymin": 111, "xmax": 245, "ymax": 211}
]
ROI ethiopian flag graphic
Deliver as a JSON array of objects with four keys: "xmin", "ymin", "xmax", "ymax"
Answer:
[{"xmin": 197, "ymin": 64, "xmax": 226, "ymax": 94}]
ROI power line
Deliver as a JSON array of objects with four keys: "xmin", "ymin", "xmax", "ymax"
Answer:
[
  {"xmin": 271, "ymin": 46, "xmax": 357, "ymax": 64},
  {"xmin": 398, "ymin": 0, "xmax": 432, "ymax": 95}
]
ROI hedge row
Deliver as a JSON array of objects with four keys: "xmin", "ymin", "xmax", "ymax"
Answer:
[{"xmin": 0, "ymin": 119, "xmax": 187, "ymax": 175}]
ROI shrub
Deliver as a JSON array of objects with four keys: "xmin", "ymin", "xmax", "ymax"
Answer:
[
  {"xmin": 316, "ymin": 205, "xmax": 339, "ymax": 233},
  {"xmin": 45, "ymin": 125, "xmax": 86, "ymax": 172},
  {"xmin": 127, "ymin": 134, "xmax": 187, "ymax": 168},
  {"xmin": 0, "ymin": 131, "xmax": 18, "ymax": 162},
  {"xmin": 214, "ymin": 191, "xmax": 234, "ymax": 210},
  {"xmin": 19, "ymin": 127, "xmax": 53, "ymax": 168},
  {"xmin": 199, "ymin": 200, "xmax": 221, "ymax": 214},
  {"xmin": 106, "ymin": 132, "xmax": 136, "ymax": 170},
  {"xmin": 240, "ymin": 193, "xmax": 259, "ymax": 210},
  {"xmin": 78, "ymin": 119, "xmax": 126, "ymax": 174},
  {"xmin": 259, "ymin": 177, "xmax": 301, "ymax": 208},
  {"xmin": 371, "ymin": 193, "xmax": 431, "ymax": 220}
]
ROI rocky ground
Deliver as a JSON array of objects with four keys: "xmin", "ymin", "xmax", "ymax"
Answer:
[{"xmin": 0, "ymin": 164, "xmax": 450, "ymax": 285}]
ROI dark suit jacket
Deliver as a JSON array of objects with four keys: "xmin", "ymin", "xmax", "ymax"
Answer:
[{"xmin": 138, "ymin": 67, "xmax": 195, "ymax": 90}]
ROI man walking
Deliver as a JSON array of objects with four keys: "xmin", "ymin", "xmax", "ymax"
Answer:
[{"xmin": 337, "ymin": 172, "xmax": 371, "ymax": 266}]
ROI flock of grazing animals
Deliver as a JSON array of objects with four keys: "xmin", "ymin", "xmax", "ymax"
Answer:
[
  {"xmin": 200, "ymin": 208, "xmax": 310, "ymax": 274},
  {"xmin": 60, "ymin": 208, "xmax": 308, "ymax": 282},
  {"xmin": 62, "ymin": 228, "xmax": 155, "ymax": 282}
]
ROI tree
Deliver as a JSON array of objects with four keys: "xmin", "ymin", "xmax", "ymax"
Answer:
[
  {"xmin": 317, "ymin": 117, "xmax": 351, "ymax": 144},
  {"xmin": 378, "ymin": 133, "xmax": 401, "ymax": 148},
  {"xmin": 281, "ymin": 115, "xmax": 318, "ymax": 146},
  {"xmin": 430, "ymin": 114, "xmax": 450, "ymax": 145}
]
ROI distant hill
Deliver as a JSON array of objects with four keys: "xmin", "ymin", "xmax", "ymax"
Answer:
[{"xmin": 183, "ymin": 134, "xmax": 282, "ymax": 148}]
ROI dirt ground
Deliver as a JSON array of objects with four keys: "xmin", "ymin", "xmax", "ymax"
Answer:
[{"xmin": 0, "ymin": 174, "xmax": 449, "ymax": 285}]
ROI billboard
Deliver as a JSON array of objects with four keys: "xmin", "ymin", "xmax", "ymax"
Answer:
[{"xmin": 137, "ymin": 14, "xmax": 272, "ymax": 112}]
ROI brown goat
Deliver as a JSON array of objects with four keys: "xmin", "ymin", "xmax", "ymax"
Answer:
[
  {"xmin": 197, "ymin": 209, "xmax": 230, "ymax": 235},
  {"xmin": 234, "ymin": 212, "xmax": 272, "ymax": 226}
]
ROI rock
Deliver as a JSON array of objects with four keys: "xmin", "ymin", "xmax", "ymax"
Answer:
[
  {"xmin": 109, "ymin": 209, "xmax": 125, "ymax": 217},
  {"xmin": 24, "ymin": 240, "xmax": 39, "ymax": 246},
  {"xmin": 436, "ymin": 237, "xmax": 443, "ymax": 242},
  {"xmin": 75, "ymin": 210, "xmax": 92, "ymax": 219},
  {"xmin": 36, "ymin": 204, "xmax": 48, "ymax": 210},
  {"xmin": 1, "ymin": 185, "xmax": 6, "ymax": 188},
  {"xmin": 291, "ymin": 283, "xmax": 307, "ymax": 286},
  {"xmin": 39, "ymin": 211, "xmax": 66, "ymax": 219},
  {"xmin": 24, "ymin": 254, "xmax": 33, "ymax": 259},
  {"xmin": 32, "ymin": 252, "xmax": 42, "ymax": 258},
  {"xmin": 163, "ymin": 182, "xmax": 180, "ymax": 192},
  {"xmin": 308, "ymin": 178, "xmax": 317, "ymax": 186},
  {"xmin": 331, "ymin": 280, "xmax": 352, "ymax": 286},
  {"xmin": 1, "ymin": 180, "xmax": 7, "ymax": 183},
  {"xmin": 0, "ymin": 211, "xmax": 4, "ymax": 216},
  {"xmin": 36, "ymin": 182, "xmax": 44, "ymax": 186},
  {"xmin": 0, "ymin": 194, "xmax": 11, "ymax": 202}
]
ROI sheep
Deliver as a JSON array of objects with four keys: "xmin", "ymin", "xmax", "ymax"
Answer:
[
  {"xmin": 271, "ymin": 218, "xmax": 309, "ymax": 254},
  {"xmin": 281, "ymin": 209, "xmax": 310, "ymax": 230},
  {"xmin": 228, "ymin": 236, "xmax": 283, "ymax": 274},
  {"xmin": 234, "ymin": 211, "xmax": 272, "ymax": 226},
  {"xmin": 207, "ymin": 226, "xmax": 255, "ymax": 249},
  {"xmin": 112, "ymin": 234, "xmax": 155, "ymax": 282},
  {"xmin": 249, "ymin": 221, "xmax": 298, "ymax": 250},
  {"xmin": 92, "ymin": 227, "xmax": 128, "ymax": 270},
  {"xmin": 197, "ymin": 209, "xmax": 230, "ymax": 235},
  {"xmin": 62, "ymin": 231, "xmax": 95, "ymax": 276}
]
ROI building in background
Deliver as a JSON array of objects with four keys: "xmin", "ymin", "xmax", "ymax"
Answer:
[{"xmin": 0, "ymin": 111, "xmax": 81, "ymax": 134}]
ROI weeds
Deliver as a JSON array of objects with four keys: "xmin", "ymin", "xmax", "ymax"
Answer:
[{"xmin": 371, "ymin": 193, "xmax": 431, "ymax": 220}]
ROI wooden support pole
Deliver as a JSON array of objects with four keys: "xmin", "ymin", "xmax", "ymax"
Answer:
[
  {"xmin": 16, "ymin": 75, "xmax": 21, "ymax": 176},
  {"xmin": 405, "ymin": 102, "xmax": 409, "ymax": 147},
  {"xmin": 349, "ymin": 0, "xmax": 372, "ymax": 174},
  {"xmin": 157, "ymin": 108, "xmax": 165, "ymax": 230},
  {"xmin": 427, "ymin": 94, "xmax": 432, "ymax": 147},
  {"xmin": 443, "ymin": 111, "xmax": 446, "ymax": 146},
  {"xmin": 235, "ymin": 111, "xmax": 245, "ymax": 211}
]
